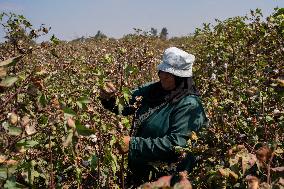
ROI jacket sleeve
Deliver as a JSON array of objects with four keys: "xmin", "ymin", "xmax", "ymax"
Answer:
[{"xmin": 128, "ymin": 97, "xmax": 208, "ymax": 162}]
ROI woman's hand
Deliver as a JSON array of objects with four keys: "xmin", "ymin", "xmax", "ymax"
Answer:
[
  {"xmin": 117, "ymin": 136, "xmax": 131, "ymax": 154},
  {"xmin": 99, "ymin": 82, "xmax": 117, "ymax": 100}
]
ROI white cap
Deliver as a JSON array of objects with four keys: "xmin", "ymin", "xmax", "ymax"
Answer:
[{"xmin": 157, "ymin": 47, "xmax": 195, "ymax": 77}]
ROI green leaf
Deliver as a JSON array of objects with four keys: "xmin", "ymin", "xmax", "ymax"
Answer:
[
  {"xmin": 4, "ymin": 180, "xmax": 17, "ymax": 189},
  {"xmin": 122, "ymin": 87, "xmax": 131, "ymax": 104},
  {"xmin": 63, "ymin": 107, "xmax": 76, "ymax": 118},
  {"xmin": 50, "ymin": 34, "xmax": 60, "ymax": 45},
  {"xmin": 4, "ymin": 180, "xmax": 27, "ymax": 189},
  {"xmin": 35, "ymin": 69, "xmax": 47, "ymax": 76},
  {"xmin": 90, "ymin": 154, "xmax": 98, "ymax": 171},
  {"xmin": 115, "ymin": 97, "xmax": 125, "ymax": 115},
  {"xmin": 50, "ymin": 49, "xmax": 59, "ymax": 58},
  {"xmin": 102, "ymin": 54, "xmax": 113, "ymax": 64},
  {"xmin": 76, "ymin": 101, "xmax": 83, "ymax": 109},
  {"xmin": 118, "ymin": 47, "xmax": 127, "ymax": 54},
  {"xmin": 76, "ymin": 97, "xmax": 90, "ymax": 109},
  {"xmin": 38, "ymin": 115, "xmax": 48, "ymax": 124},
  {"xmin": 38, "ymin": 94, "xmax": 47, "ymax": 107},
  {"xmin": 31, "ymin": 170, "xmax": 40, "ymax": 181},
  {"xmin": 77, "ymin": 96, "xmax": 91, "ymax": 104},
  {"xmin": 111, "ymin": 153, "xmax": 118, "ymax": 174},
  {"xmin": 0, "ymin": 56, "xmax": 21, "ymax": 67},
  {"xmin": 0, "ymin": 166, "xmax": 7, "ymax": 179},
  {"xmin": 2, "ymin": 122, "xmax": 9, "ymax": 130},
  {"xmin": 8, "ymin": 126, "xmax": 22, "ymax": 136},
  {"xmin": 18, "ymin": 73, "xmax": 27, "ymax": 81},
  {"xmin": 121, "ymin": 117, "xmax": 131, "ymax": 129},
  {"xmin": 16, "ymin": 140, "xmax": 39, "ymax": 148},
  {"xmin": 125, "ymin": 64, "xmax": 138, "ymax": 78},
  {"xmin": 0, "ymin": 76, "xmax": 18, "ymax": 87},
  {"xmin": 24, "ymin": 160, "xmax": 38, "ymax": 185},
  {"xmin": 110, "ymin": 135, "xmax": 116, "ymax": 146},
  {"xmin": 265, "ymin": 116, "xmax": 273, "ymax": 122},
  {"xmin": 75, "ymin": 120, "xmax": 94, "ymax": 136}
]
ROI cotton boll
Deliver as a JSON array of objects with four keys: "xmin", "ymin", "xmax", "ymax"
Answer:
[
  {"xmin": 90, "ymin": 134, "xmax": 98, "ymax": 143},
  {"xmin": 211, "ymin": 73, "xmax": 216, "ymax": 80},
  {"xmin": 224, "ymin": 63, "xmax": 228, "ymax": 69}
]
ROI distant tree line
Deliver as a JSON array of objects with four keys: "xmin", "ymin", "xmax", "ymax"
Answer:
[
  {"xmin": 150, "ymin": 27, "xmax": 168, "ymax": 39},
  {"xmin": 93, "ymin": 27, "xmax": 169, "ymax": 39},
  {"xmin": 71, "ymin": 27, "xmax": 169, "ymax": 42}
]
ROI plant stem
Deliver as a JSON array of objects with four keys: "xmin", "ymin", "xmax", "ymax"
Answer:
[
  {"xmin": 261, "ymin": 93, "xmax": 267, "ymax": 140},
  {"xmin": 0, "ymin": 73, "xmax": 32, "ymax": 113},
  {"xmin": 121, "ymin": 154, "xmax": 125, "ymax": 189},
  {"xmin": 49, "ymin": 127, "xmax": 54, "ymax": 189},
  {"xmin": 267, "ymin": 152, "xmax": 275, "ymax": 184},
  {"xmin": 97, "ymin": 114, "xmax": 102, "ymax": 187}
]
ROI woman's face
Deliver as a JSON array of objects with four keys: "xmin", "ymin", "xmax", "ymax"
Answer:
[{"xmin": 158, "ymin": 71, "xmax": 176, "ymax": 91}]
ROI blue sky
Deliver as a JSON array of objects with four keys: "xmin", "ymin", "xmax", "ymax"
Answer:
[{"xmin": 0, "ymin": 0, "xmax": 283, "ymax": 42}]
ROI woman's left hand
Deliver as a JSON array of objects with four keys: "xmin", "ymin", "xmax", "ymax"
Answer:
[{"xmin": 117, "ymin": 136, "xmax": 130, "ymax": 154}]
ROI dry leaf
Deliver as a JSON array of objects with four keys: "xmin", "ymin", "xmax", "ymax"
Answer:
[
  {"xmin": 25, "ymin": 124, "xmax": 36, "ymax": 135},
  {"xmin": 190, "ymin": 131, "xmax": 198, "ymax": 141},
  {"xmin": 63, "ymin": 130, "xmax": 73, "ymax": 147},
  {"xmin": 256, "ymin": 146, "xmax": 272, "ymax": 163},
  {"xmin": 51, "ymin": 97, "xmax": 60, "ymax": 108},
  {"xmin": 21, "ymin": 116, "xmax": 30, "ymax": 127},
  {"xmin": 218, "ymin": 168, "xmax": 229, "ymax": 177},
  {"xmin": 259, "ymin": 182, "xmax": 271, "ymax": 189},
  {"xmin": 6, "ymin": 159, "xmax": 18, "ymax": 166},
  {"xmin": 23, "ymin": 117, "xmax": 36, "ymax": 135},
  {"xmin": 0, "ymin": 67, "xmax": 7, "ymax": 78},
  {"xmin": 276, "ymin": 78, "xmax": 284, "ymax": 87},
  {"xmin": 0, "ymin": 56, "xmax": 21, "ymax": 67},
  {"xmin": 246, "ymin": 86, "xmax": 258, "ymax": 96},
  {"xmin": 0, "ymin": 155, "xmax": 7, "ymax": 163},
  {"xmin": 242, "ymin": 153, "xmax": 257, "ymax": 175},
  {"xmin": 271, "ymin": 167, "xmax": 284, "ymax": 172},
  {"xmin": 278, "ymin": 178, "xmax": 284, "ymax": 185}
]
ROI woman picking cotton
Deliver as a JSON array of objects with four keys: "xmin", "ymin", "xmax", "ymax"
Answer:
[{"xmin": 100, "ymin": 47, "xmax": 208, "ymax": 187}]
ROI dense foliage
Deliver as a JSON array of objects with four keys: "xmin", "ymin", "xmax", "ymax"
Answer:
[{"xmin": 0, "ymin": 9, "xmax": 283, "ymax": 189}]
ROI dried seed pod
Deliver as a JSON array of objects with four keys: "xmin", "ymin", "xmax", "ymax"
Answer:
[
  {"xmin": 246, "ymin": 175, "xmax": 259, "ymax": 189},
  {"xmin": 67, "ymin": 117, "xmax": 76, "ymax": 129},
  {"xmin": 246, "ymin": 86, "xmax": 258, "ymax": 97},
  {"xmin": 9, "ymin": 112, "xmax": 18, "ymax": 125},
  {"xmin": 20, "ymin": 116, "xmax": 30, "ymax": 127}
]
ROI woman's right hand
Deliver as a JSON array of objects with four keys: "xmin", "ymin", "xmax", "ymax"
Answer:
[{"xmin": 99, "ymin": 82, "xmax": 117, "ymax": 100}]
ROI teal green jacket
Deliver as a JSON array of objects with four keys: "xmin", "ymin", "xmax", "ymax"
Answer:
[{"xmin": 101, "ymin": 82, "xmax": 208, "ymax": 181}]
